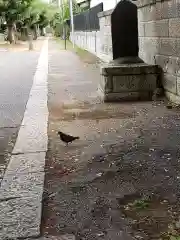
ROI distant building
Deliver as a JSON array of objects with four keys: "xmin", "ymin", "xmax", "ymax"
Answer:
[{"xmin": 90, "ymin": 0, "xmax": 119, "ymax": 11}]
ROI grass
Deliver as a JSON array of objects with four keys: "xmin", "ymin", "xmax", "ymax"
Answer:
[
  {"xmin": 129, "ymin": 198, "xmax": 150, "ymax": 210},
  {"xmin": 56, "ymin": 38, "xmax": 88, "ymax": 56},
  {"xmin": 170, "ymin": 236, "xmax": 180, "ymax": 240},
  {"xmin": 161, "ymin": 223, "xmax": 180, "ymax": 240},
  {"xmin": 55, "ymin": 37, "xmax": 99, "ymax": 64}
]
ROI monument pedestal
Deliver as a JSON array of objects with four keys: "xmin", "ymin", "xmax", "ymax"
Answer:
[{"xmin": 98, "ymin": 63, "xmax": 159, "ymax": 102}]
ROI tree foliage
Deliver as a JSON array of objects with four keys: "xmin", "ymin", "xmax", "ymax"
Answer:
[
  {"xmin": 0, "ymin": 0, "xmax": 82, "ymax": 42},
  {"xmin": 51, "ymin": 0, "xmax": 82, "ymax": 37},
  {"xmin": 0, "ymin": 0, "xmax": 33, "ymax": 24},
  {"xmin": 0, "ymin": 0, "xmax": 55, "ymax": 42}
]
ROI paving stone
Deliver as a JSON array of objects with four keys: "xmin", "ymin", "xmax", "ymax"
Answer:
[
  {"xmin": 0, "ymin": 171, "xmax": 44, "ymax": 199},
  {"xmin": 25, "ymin": 92, "xmax": 48, "ymax": 112},
  {"xmin": 21, "ymin": 105, "xmax": 48, "ymax": 134},
  {"xmin": 5, "ymin": 152, "xmax": 46, "ymax": 175},
  {"xmin": 33, "ymin": 71, "xmax": 48, "ymax": 86},
  {"xmin": 22, "ymin": 111, "xmax": 48, "ymax": 129},
  {"xmin": 0, "ymin": 197, "xmax": 41, "ymax": 239},
  {"xmin": 12, "ymin": 124, "xmax": 48, "ymax": 153}
]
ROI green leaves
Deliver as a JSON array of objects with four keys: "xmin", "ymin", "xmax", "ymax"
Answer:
[
  {"xmin": 51, "ymin": 0, "xmax": 82, "ymax": 27},
  {"xmin": 0, "ymin": 0, "xmax": 34, "ymax": 23},
  {"xmin": 170, "ymin": 236, "xmax": 180, "ymax": 240},
  {"xmin": 0, "ymin": 0, "xmax": 53, "ymax": 27}
]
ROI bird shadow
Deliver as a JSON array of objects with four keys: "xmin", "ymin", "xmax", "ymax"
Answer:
[{"xmin": 59, "ymin": 142, "xmax": 88, "ymax": 149}]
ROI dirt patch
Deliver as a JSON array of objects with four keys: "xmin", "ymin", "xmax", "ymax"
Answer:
[
  {"xmin": 0, "ymin": 39, "xmax": 44, "ymax": 52},
  {"xmin": 49, "ymin": 99, "xmax": 137, "ymax": 122},
  {"xmin": 0, "ymin": 42, "xmax": 28, "ymax": 51},
  {"xmin": 119, "ymin": 194, "xmax": 180, "ymax": 239},
  {"xmin": 51, "ymin": 105, "xmax": 136, "ymax": 121},
  {"xmin": 42, "ymin": 101, "xmax": 180, "ymax": 240},
  {"xmin": 55, "ymin": 38, "xmax": 102, "ymax": 65}
]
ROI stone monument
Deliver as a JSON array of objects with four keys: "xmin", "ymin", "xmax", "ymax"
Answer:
[{"xmin": 98, "ymin": 0, "xmax": 159, "ymax": 102}]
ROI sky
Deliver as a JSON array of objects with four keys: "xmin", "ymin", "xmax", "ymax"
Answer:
[{"xmin": 90, "ymin": 0, "xmax": 119, "ymax": 11}]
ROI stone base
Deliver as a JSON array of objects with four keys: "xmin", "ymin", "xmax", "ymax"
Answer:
[
  {"xmin": 98, "ymin": 63, "xmax": 159, "ymax": 102},
  {"xmin": 165, "ymin": 91, "xmax": 180, "ymax": 105}
]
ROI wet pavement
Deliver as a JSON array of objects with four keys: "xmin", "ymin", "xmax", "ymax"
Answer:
[{"xmin": 0, "ymin": 46, "xmax": 41, "ymax": 182}]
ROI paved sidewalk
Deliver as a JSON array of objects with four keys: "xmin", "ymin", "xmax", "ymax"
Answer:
[{"xmin": 41, "ymin": 40, "xmax": 180, "ymax": 240}]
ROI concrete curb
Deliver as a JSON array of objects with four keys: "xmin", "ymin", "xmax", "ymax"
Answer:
[{"xmin": 0, "ymin": 39, "xmax": 49, "ymax": 239}]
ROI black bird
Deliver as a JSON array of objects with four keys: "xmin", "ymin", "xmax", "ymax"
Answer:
[{"xmin": 58, "ymin": 131, "xmax": 80, "ymax": 145}]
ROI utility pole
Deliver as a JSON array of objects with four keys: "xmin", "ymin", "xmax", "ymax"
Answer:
[
  {"xmin": 58, "ymin": 0, "xmax": 61, "ymax": 8},
  {"xmin": 58, "ymin": 0, "xmax": 66, "ymax": 49},
  {"xmin": 69, "ymin": 0, "xmax": 75, "ymax": 48}
]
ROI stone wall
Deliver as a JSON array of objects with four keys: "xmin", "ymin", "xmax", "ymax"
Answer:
[
  {"xmin": 70, "ymin": 9, "xmax": 113, "ymax": 62},
  {"xmin": 71, "ymin": 1, "xmax": 180, "ymax": 103},
  {"xmin": 138, "ymin": 0, "xmax": 180, "ymax": 103}
]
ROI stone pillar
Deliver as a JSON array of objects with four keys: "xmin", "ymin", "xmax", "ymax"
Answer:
[
  {"xmin": 111, "ymin": 0, "xmax": 143, "ymax": 64},
  {"xmin": 98, "ymin": 0, "xmax": 160, "ymax": 102}
]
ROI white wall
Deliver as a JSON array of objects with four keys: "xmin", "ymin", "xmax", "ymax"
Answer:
[
  {"xmin": 0, "ymin": 34, "xmax": 4, "ymax": 41},
  {"xmin": 90, "ymin": 0, "xmax": 120, "ymax": 11},
  {"xmin": 70, "ymin": 31, "xmax": 101, "ymax": 56},
  {"xmin": 70, "ymin": 30, "xmax": 112, "ymax": 62}
]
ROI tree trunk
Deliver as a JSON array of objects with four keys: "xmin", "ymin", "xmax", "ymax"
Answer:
[
  {"xmin": 28, "ymin": 29, "xmax": 33, "ymax": 50},
  {"xmin": 37, "ymin": 25, "xmax": 40, "ymax": 37},
  {"xmin": 40, "ymin": 27, "xmax": 43, "ymax": 36},
  {"xmin": 40, "ymin": 27, "xmax": 45, "ymax": 36},
  {"xmin": 7, "ymin": 24, "xmax": 15, "ymax": 44},
  {"xmin": 13, "ymin": 23, "xmax": 17, "ymax": 43},
  {"xmin": 33, "ymin": 26, "xmax": 38, "ymax": 40}
]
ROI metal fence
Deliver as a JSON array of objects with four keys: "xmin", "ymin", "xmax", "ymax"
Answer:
[{"xmin": 67, "ymin": 3, "xmax": 103, "ymax": 31}]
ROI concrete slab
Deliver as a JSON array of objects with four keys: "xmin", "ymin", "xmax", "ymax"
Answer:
[
  {"xmin": 12, "ymin": 124, "xmax": 48, "ymax": 153},
  {"xmin": 22, "ymin": 111, "xmax": 48, "ymax": 128},
  {"xmin": 4, "ymin": 152, "xmax": 46, "ymax": 175},
  {"xmin": 0, "ymin": 197, "xmax": 42, "ymax": 239},
  {"xmin": 25, "ymin": 92, "xmax": 48, "ymax": 110},
  {"xmin": 0, "ymin": 171, "xmax": 44, "ymax": 199}
]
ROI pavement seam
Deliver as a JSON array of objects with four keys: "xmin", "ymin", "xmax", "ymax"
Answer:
[
  {"xmin": 0, "ymin": 125, "xmax": 22, "ymax": 129},
  {"xmin": 0, "ymin": 38, "xmax": 49, "ymax": 239},
  {"xmin": 11, "ymin": 150, "xmax": 47, "ymax": 155}
]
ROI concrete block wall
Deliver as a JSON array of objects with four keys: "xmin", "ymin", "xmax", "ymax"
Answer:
[
  {"xmin": 70, "ymin": 9, "xmax": 113, "ymax": 62},
  {"xmin": 70, "ymin": 31, "xmax": 100, "ymax": 56},
  {"xmin": 138, "ymin": 0, "xmax": 180, "ymax": 103}
]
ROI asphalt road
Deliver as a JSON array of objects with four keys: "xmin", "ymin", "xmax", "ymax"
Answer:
[{"xmin": 0, "ymin": 49, "xmax": 40, "ymax": 180}]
